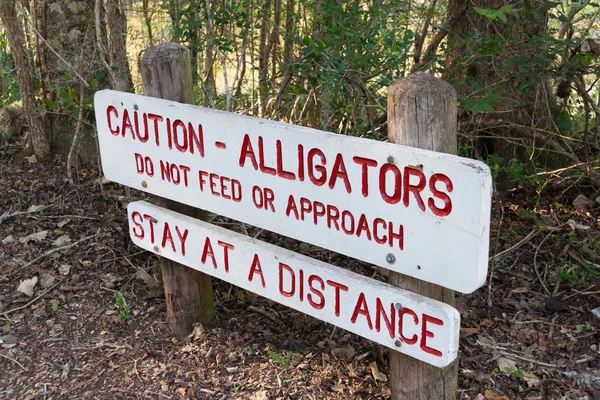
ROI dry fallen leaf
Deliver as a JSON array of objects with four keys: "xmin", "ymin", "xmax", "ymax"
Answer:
[
  {"xmin": 2, "ymin": 235, "xmax": 14, "ymax": 245},
  {"xmin": 567, "ymin": 219, "xmax": 590, "ymax": 231},
  {"xmin": 484, "ymin": 390, "xmax": 508, "ymax": 400},
  {"xmin": 17, "ymin": 277, "xmax": 38, "ymax": 297},
  {"xmin": 27, "ymin": 204, "xmax": 46, "ymax": 213},
  {"xmin": 136, "ymin": 267, "xmax": 161, "ymax": 290},
  {"xmin": 573, "ymin": 194, "xmax": 593, "ymax": 211},
  {"xmin": 61, "ymin": 362, "xmax": 70, "ymax": 381},
  {"xmin": 249, "ymin": 390, "xmax": 269, "ymax": 400},
  {"xmin": 497, "ymin": 356, "xmax": 517, "ymax": 372},
  {"xmin": 52, "ymin": 235, "xmax": 72, "ymax": 247},
  {"xmin": 331, "ymin": 345, "xmax": 356, "ymax": 360},
  {"xmin": 369, "ymin": 361, "xmax": 388, "ymax": 382},
  {"xmin": 24, "ymin": 154, "xmax": 37, "ymax": 164},
  {"xmin": 39, "ymin": 273, "xmax": 56, "ymax": 289},
  {"xmin": 57, "ymin": 218, "xmax": 71, "ymax": 228},
  {"xmin": 18, "ymin": 230, "xmax": 48, "ymax": 244},
  {"xmin": 58, "ymin": 264, "xmax": 71, "ymax": 276}
]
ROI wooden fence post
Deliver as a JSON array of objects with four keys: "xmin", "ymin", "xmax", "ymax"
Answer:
[
  {"xmin": 387, "ymin": 72, "xmax": 458, "ymax": 399},
  {"xmin": 141, "ymin": 43, "xmax": 215, "ymax": 336}
]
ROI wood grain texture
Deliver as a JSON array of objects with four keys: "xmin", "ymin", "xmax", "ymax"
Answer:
[
  {"xmin": 141, "ymin": 43, "xmax": 214, "ymax": 336},
  {"xmin": 387, "ymin": 72, "xmax": 458, "ymax": 399}
]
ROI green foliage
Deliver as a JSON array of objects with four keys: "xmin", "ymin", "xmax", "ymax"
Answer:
[
  {"xmin": 114, "ymin": 291, "xmax": 131, "ymax": 321},
  {"xmin": 267, "ymin": 349, "xmax": 292, "ymax": 370},
  {"xmin": 473, "ymin": 6, "xmax": 520, "ymax": 24}
]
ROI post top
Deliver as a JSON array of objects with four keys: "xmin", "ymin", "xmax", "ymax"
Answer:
[
  {"xmin": 389, "ymin": 72, "xmax": 456, "ymax": 100},
  {"xmin": 141, "ymin": 42, "xmax": 189, "ymax": 67}
]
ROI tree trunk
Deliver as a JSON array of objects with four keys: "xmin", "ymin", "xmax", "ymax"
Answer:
[
  {"xmin": 258, "ymin": 0, "xmax": 272, "ymax": 116},
  {"xmin": 0, "ymin": 0, "xmax": 50, "ymax": 158},
  {"xmin": 445, "ymin": 0, "xmax": 552, "ymax": 160},
  {"xmin": 104, "ymin": 0, "xmax": 133, "ymax": 92}
]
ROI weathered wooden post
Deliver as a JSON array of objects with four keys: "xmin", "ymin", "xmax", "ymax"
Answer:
[
  {"xmin": 387, "ymin": 72, "xmax": 459, "ymax": 399},
  {"xmin": 141, "ymin": 43, "xmax": 215, "ymax": 335}
]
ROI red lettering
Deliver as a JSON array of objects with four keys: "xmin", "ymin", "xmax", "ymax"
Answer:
[
  {"xmin": 135, "ymin": 112, "xmax": 149, "ymax": 142},
  {"xmin": 199, "ymin": 170, "xmax": 208, "ymax": 191},
  {"xmin": 307, "ymin": 148, "xmax": 327, "ymax": 186},
  {"xmin": 326, "ymin": 280, "xmax": 348, "ymax": 317},
  {"xmin": 122, "ymin": 109, "xmax": 134, "ymax": 139},
  {"xmin": 307, "ymin": 275, "xmax": 325, "ymax": 310},
  {"xmin": 313, "ymin": 201, "xmax": 325, "ymax": 225},
  {"xmin": 350, "ymin": 293, "xmax": 373, "ymax": 329},
  {"xmin": 379, "ymin": 164, "xmax": 401, "ymax": 204},
  {"xmin": 188, "ymin": 123, "xmax": 204, "ymax": 156},
  {"xmin": 373, "ymin": 218, "xmax": 387, "ymax": 244},
  {"xmin": 135, "ymin": 153, "xmax": 144, "ymax": 174},
  {"xmin": 285, "ymin": 195, "xmax": 299, "ymax": 220},
  {"xmin": 328, "ymin": 153, "xmax": 351, "ymax": 193},
  {"xmin": 341, "ymin": 210, "xmax": 355, "ymax": 235},
  {"xmin": 175, "ymin": 226, "xmax": 188, "ymax": 256},
  {"xmin": 428, "ymin": 174, "xmax": 453, "ymax": 217},
  {"xmin": 403, "ymin": 167, "xmax": 426, "ymax": 211},
  {"xmin": 355, "ymin": 214, "xmax": 372, "ymax": 241},
  {"xmin": 326, "ymin": 205, "xmax": 340, "ymax": 230},
  {"xmin": 180, "ymin": 165, "xmax": 190, "ymax": 187},
  {"xmin": 248, "ymin": 254, "xmax": 266, "ymax": 287},
  {"xmin": 201, "ymin": 237, "xmax": 217, "ymax": 268},
  {"xmin": 209, "ymin": 173, "xmax": 220, "ymax": 196},
  {"xmin": 264, "ymin": 188, "xmax": 275, "ymax": 212},
  {"xmin": 388, "ymin": 222, "xmax": 404, "ymax": 250},
  {"xmin": 239, "ymin": 134, "xmax": 258, "ymax": 169},
  {"xmin": 217, "ymin": 241, "xmax": 234, "ymax": 273},
  {"xmin": 299, "ymin": 197, "xmax": 312, "ymax": 221},
  {"xmin": 398, "ymin": 308, "xmax": 418, "ymax": 345},
  {"xmin": 147, "ymin": 113, "xmax": 163, "ymax": 146},
  {"xmin": 220, "ymin": 176, "xmax": 231, "ymax": 199},
  {"xmin": 420, "ymin": 315, "xmax": 443, "ymax": 357},
  {"xmin": 143, "ymin": 214, "xmax": 157, "ymax": 243},
  {"xmin": 375, "ymin": 299, "xmax": 395, "ymax": 339},
  {"xmin": 172, "ymin": 119, "xmax": 188, "ymax": 152},
  {"xmin": 352, "ymin": 156, "xmax": 377, "ymax": 197},
  {"xmin": 131, "ymin": 211, "xmax": 144, "ymax": 239},
  {"xmin": 279, "ymin": 263, "xmax": 295, "ymax": 297},
  {"xmin": 297, "ymin": 144, "xmax": 305, "ymax": 181},
  {"xmin": 106, "ymin": 106, "xmax": 119, "ymax": 135},
  {"xmin": 276, "ymin": 140, "xmax": 296, "ymax": 180},
  {"xmin": 161, "ymin": 222, "xmax": 176, "ymax": 252},
  {"xmin": 258, "ymin": 136, "xmax": 276, "ymax": 175}
]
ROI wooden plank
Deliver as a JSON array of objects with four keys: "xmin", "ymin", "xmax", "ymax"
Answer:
[
  {"xmin": 140, "ymin": 43, "xmax": 214, "ymax": 336},
  {"xmin": 387, "ymin": 72, "xmax": 459, "ymax": 399},
  {"xmin": 94, "ymin": 89, "xmax": 492, "ymax": 293},
  {"xmin": 128, "ymin": 200, "xmax": 461, "ymax": 367}
]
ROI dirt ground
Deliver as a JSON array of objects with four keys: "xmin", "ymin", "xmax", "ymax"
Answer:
[{"xmin": 0, "ymin": 142, "xmax": 598, "ymax": 400}]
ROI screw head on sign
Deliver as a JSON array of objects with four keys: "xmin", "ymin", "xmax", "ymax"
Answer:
[
  {"xmin": 394, "ymin": 303, "xmax": 402, "ymax": 310},
  {"xmin": 153, "ymin": 246, "xmax": 159, "ymax": 252},
  {"xmin": 387, "ymin": 156, "xmax": 395, "ymax": 164},
  {"xmin": 386, "ymin": 253, "xmax": 396, "ymax": 264},
  {"xmin": 394, "ymin": 340, "xmax": 402, "ymax": 347},
  {"xmin": 134, "ymin": 104, "xmax": 139, "ymax": 110},
  {"xmin": 141, "ymin": 181, "xmax": 148, "ymax": 188}
]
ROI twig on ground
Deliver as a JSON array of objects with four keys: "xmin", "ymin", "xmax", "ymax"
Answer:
[
  {"xmin": 0, "ymin": 353, "xmax": 28, "ymax": 371},
  {"xmin": 3, "ymin": 280, "xmax": 63, "ymax": 317},
  {"xmin": 0, "ymin": 205, "xmax": 53, "ymax": 223},
  {"xmin": 478, "ymin": 339, "xmax": 559, "ymax": 368},
  {"xmin": 247, "ymin": 305, "xmax": 282, "ymax": 325},
  {"xmin": 533, "ymin": 231, "xmax": 553, "ymax": 295},
  {"xmin": 490, "ymin": 229, "xmax": 539, "ymax": 262},
  {"xmin": 18, "ymin": 231, "xmax": 101, "ymax": 272}
]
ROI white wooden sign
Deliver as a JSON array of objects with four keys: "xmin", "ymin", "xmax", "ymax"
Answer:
[
  {"xmin": 95, "ymin": 90, "xmax": 492, "ymax": 293},
  {"xmin": 128, "ymin": 201, "xmax": 460, "ymax": 367}
]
